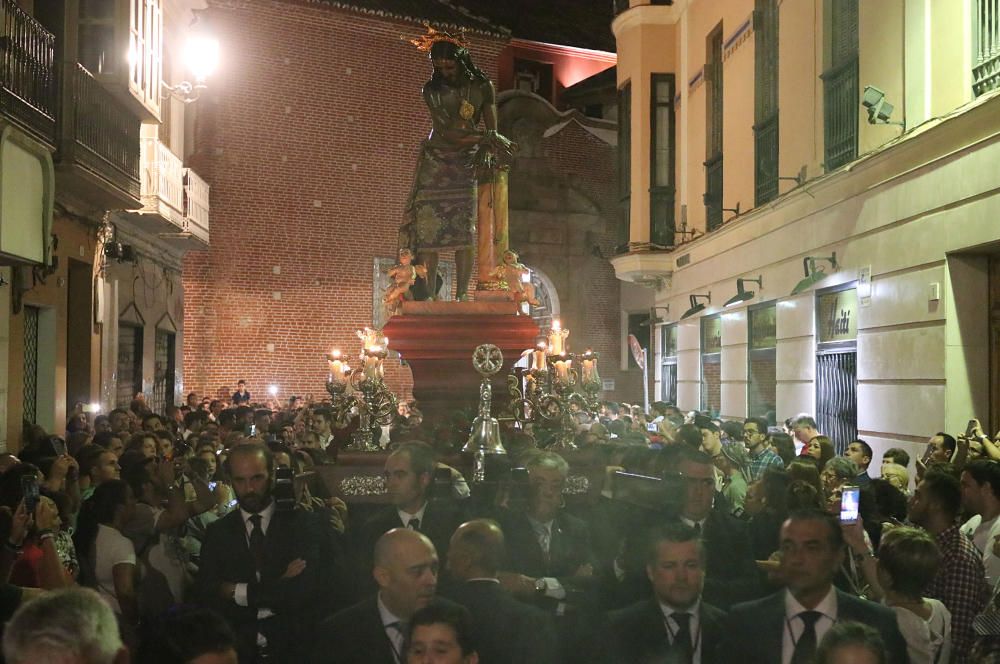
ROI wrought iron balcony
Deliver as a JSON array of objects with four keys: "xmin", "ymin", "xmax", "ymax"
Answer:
[
  {"xmin": 183, "ymin": 168, "xmax": 209, "ymax": 245},
  {"xmin": 821, "ymin": 57, "xmax": 858, "ymax": 172},
  {"xmin": 140, "ymin": 137, "xmax": 184, "ymax": 219},
  {"xmin": 0, "ymin": 0, "xmax": 55, "ymax": 145},
  {"xmin": 56, "ymin": 63, "xmax": 141, "ymax": 209}
]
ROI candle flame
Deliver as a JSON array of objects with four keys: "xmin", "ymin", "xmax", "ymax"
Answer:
[
  {"xmin": 331, "ymin": 349, "xmax": 341, "ymax": 358},
  {"xmin": 552, "ymin": 319, "xmax": 561, "ymax": 331}
]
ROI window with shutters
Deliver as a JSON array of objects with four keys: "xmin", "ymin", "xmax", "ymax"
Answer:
[
  {"xmin": 753, "ymin": 0, "xmax": 779, "ymax": 206},
  {"xmin": 974, "ymin": 0, "xmax": 1000, "ymax": 96},
  {"xmin": 650, "ymin": 74, "xmax": 675, "ymax": 247},
  {"xmin": 618, "ymin": 82, "xmax": 631, "ymax": 249},
  {"xmin": 661, "ymin": 325, "xmax": 678, "ymax": 404},
  {"xmin": 704, "ymin": 25, "xmax": 723, "ymax": 231},
  {"xmin": 821, "ymin": 0, "xmax": 858, "ymax": 171},
  {"xmin": 78, "ymin": 0, "xmax": 161, "ymax": 119}
]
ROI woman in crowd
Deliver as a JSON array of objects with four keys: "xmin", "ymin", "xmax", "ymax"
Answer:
[
  {"xmin": 716, "ymin": 443, "xmax": 750, "ymax": 516},
  {"xmin": 74, "ymin": 479, "xmax": 139, "ymax": 642},
  {"xmin": 805, "ymin": 435, "xmax": 836, "ymax": 471},
  {"xmin": 125, "ymin": 432, "xmax": 158, "ymax": 460},
  {"xmin": 768, "ymin": 431, "xmax": 797, "ymax": 466},
  {"xmin": 787, "ymin": 457, "xmax": 824, "ymax": 495},
  {"xmin": 744, "ymin": 468, "xmax": 789, "ymax": 560}
]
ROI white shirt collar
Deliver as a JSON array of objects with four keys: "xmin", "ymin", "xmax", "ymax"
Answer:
[
  {"xmin": 659, "ymin": 598, "xmax": 701, "ymax": 620},
  {"xmin": 526, "ymin": 515, "xmax": 555, "ymax": 532},
  {"xmin": 240, "ymin": 501, "xmax": 276, "ymax": 534},
  {"xmin": 397, "ymin": 501, "xmax": 427, "ymax": 527},
  {"xmin": 680, "ymin": 516, "xmax": 708, "ymax": 530},
  {"xmin": 377, "ymin": 593, "xmax": 405, "ymax": 628},
  {"xmin": 466, "ymin": 577, "xmax": 501, "ymax": 584},
  {"xmin": 784, "ymin": 585, "xmax": 838, "ymax": 622}
]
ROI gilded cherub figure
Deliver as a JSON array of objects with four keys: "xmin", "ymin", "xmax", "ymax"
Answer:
[
  {"xmin": 384, "ymin": 248, "xmax": 428, "ymax": 316},
  {"xmin": 490, "ymin": 249, "xmax": 539, "ymax": 306}
]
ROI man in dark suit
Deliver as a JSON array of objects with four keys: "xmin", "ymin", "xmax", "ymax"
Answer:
[
  {"xmin": 496, "ymin": 451, "xmax": 599, "ymax": 662},
  {"xmin": 613, "ymin": 446, "xmax": 761, "ymax": 610},
  {"xmin": 608, "ymin": 522, "xmax": 726, "ymax": 664},
  {"xmin": 442, "ymin": 519, "xmax": 559, "ymax": 664},
  {"xmin": 724, "ymin": 509, "xmax": 910, "ymax": 664},
  {"xmin": 196, "ymin": 443, "xmax": 341, "ymax": 663},
  {"xmin": 358, "ymin": 442, "xmax": 465, "ymax": 576},
  {"xmin": 315, "ymin": 527, "xmax": 454, "ymax": 664}
]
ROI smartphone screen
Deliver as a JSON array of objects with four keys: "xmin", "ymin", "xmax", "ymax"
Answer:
[
  {"xmin": 646, "ymin": 423, "xmax": 658, "ymax": 432},
  {"xmin": 51, "ymin": 438, "xmax": 67, "ymax": 457},
  {"xmin": 21, "ymin": 475, "xmax": 39, "ymax": 514},
  {"xmin": 839, "ymin": 486, "xmax": 860, "ymax": 524},
  {"xmin": 967, "ymin": 419, "xmax": 979, "ymax": 437},
  {"xmin": 208, "ymin": 481, "xmax": 218, "ymax": 491}
]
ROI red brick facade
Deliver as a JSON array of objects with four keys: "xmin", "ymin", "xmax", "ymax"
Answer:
[{"xmin": 183, "ymin": 0, "xmax": 640, "ymax": 404}]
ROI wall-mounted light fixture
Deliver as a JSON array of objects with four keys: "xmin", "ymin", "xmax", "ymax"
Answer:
[
  {"xmin": 724, "ymin": 276, "xmax": 762, "ymax": 308},
  {"xmin": 790, "ymin": 253, "xmax": 838, "ymax": 296},
  {"xmin": 640, "ymin": 305, "xmax": 671, "ymax": 326},
  {"xmin": 681, "ymin": 293, "xmax": 711, "ymax": 320},
  {"xmin": 162, "ymin": 32, "xmax": 221, "ymax": 103},
  {"xmin": 861, "ymin": 86, "xmax": 904, "ymax": 128}
]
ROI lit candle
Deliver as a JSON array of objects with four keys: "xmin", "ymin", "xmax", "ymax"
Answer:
[
  {"xmin": 328, "ymin": 349, "xmax": 349, "ymax": 384},
  {"xmin": 553, "ymin": 355, "xmax": 572, "ymax": 384},
  {"xmin": 531, "ymin": 342, "xmax": 547, "ymax": 371},
  {"xmin": 363, "ymin": 346, "xmax": 383, "ymax": 380},
  {"xmin": 581, "ymin": 351, "xmax": 595, "ymax": 384},
  {"xmin": 547, "ymin": 320, "xmax": 569, "ymax": 356}
]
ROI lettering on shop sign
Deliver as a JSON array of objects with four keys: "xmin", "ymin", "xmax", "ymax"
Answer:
[{"xmin": 817, "ymin": 289, "xmax": 858, "ymax": 343}]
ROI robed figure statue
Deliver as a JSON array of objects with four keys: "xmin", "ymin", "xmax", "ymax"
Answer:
[{"xmin": 401, "ymin": 26, "xmax": 515, "ymax": 301}]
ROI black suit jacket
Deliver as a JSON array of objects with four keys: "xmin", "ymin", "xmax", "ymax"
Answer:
[
  {"xmin": 499, "ymin": 509, "xmax": 595, "ymax": 583},
  {"xmin": 358, "ymin": 499, "xmax": 466, "ymax": 570},
  {"xmin": 313, "ymin": 596, "xmax": 464, "ymax": 664},
  {"xmin": 607, "ymin": 598, "xmax": 727, "ymax": 664},
  {"xmin": 441, "ymin": 579, "xmax": 559, "ymax": 664},
  {"xmin": 615, "ymin": 506, "xmax": 761, "ymax": 610},
  {"xmin": 724, "ymin": 589, "xmax": 911, "ymax": 664},
  {"xmin": 196, "ymin": 507, "xmax": 341, "ymax": 663}
]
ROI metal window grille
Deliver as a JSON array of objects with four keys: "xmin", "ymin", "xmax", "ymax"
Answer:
[
  {"xmin": 816, "ymin": 350, "xmax": 857, "ymax": 453},
  {"xmin": 116, "ymin": 325, "xmax": 143, "ymax": 409},
  {"xmin": 822, "ymin": 0, "xmax": 858, "ymax": 171},
  {"xmin": 754, "ymin": 0, "xmax": 779, "ymax": 205},
  {"xmin": 151, "ymin": 330, "xmax": 175, "ymax": 414},
  {"xmin": 22, "ymin": 306, "xmax": 38, "ymax": 424},
  {"xmin": 661, "ymin": 362, "xmax": 677, "ymax": 403},
  {"xmin": 974, "ymin": 0, "xmax": 1000, "ymax": 96}
]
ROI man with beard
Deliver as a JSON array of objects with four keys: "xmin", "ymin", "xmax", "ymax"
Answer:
[
  {"xmin": 608, "ymin": 523, "xmax": 726, "ymax": 664},
  {"xmin": 197, "ymin": 443, "xmax": 341, "ymax": 663}
]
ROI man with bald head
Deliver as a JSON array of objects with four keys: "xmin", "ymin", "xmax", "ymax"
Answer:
[
  {"xmin": 315, "ymin": 528, "xmax": 458, "ymax": 664},
  {"xmin": 442, "ymin": 520, "xmax": 558, "ymax": 664}
]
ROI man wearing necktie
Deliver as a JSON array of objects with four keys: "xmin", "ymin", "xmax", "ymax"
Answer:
[
  {"xmin": 722, "ymin": 509, "xmax": 910, "ymax": 664},
  {"xmin": 197, "ymin": 444, "xmax": 342, "ymax": 663},
  {"xmin": 607, "ymin": 522, "xmax": 727, "ymax": 664}
]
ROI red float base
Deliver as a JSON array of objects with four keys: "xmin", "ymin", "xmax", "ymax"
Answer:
[{"xmin": 383, "ymin": 301, "xmax": 540, "ymax": 424}]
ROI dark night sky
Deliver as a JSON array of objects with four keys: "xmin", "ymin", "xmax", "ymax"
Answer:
[{"xmin": 455, "ymin": 0, "xmax": 617, "ymax": 51}]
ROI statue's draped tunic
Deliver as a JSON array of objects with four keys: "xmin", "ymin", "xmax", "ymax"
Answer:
[{"xmin": 400, "ymin": 77, "xmax": 495, "ymax": 251}]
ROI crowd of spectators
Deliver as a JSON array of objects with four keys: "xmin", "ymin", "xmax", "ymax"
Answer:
[{"xmin": 2, "ymin": 389, "xmax": 1000, "ymax": 664}]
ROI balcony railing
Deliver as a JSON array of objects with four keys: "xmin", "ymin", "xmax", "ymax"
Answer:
[
  {"xmin": 754, "ymin": 113, "xmax": 779, "ymax": 205},
  {"xmin": 974, "ymin": 0, "xmax": 1000, "ymax": 96},
  {"xmin": 821, "ymin": 57, "xmax": 858, "ymax": 172},
  {"xmin": 183, "ymin": 168, "xmax": 209, "ymax": 244},
  {"xmin": 0, "ymin": 0, "xmax": 55, "ymax": 144},
  {"xmin": 140, "ymin": 137, "xmax": 184, "ymax": 218},
  {"xmin": 64, "ymin": 63, "xmax": 141, "ymax": 200}
]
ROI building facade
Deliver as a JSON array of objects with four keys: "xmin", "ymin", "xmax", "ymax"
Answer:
[
  {"xmin": 611, "ymin": 0, "xmax": 1000, "ymax": 462},
  {"xmin": 0, "ymin": 0, "xmax": 211, "ymax": 448}
]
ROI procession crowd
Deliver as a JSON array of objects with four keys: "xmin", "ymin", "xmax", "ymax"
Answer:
[{"xmin": 1, "ymin": 386, "xmax": 1000, "ymax": 664}]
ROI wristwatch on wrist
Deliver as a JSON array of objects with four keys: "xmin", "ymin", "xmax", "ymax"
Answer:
[{"xmin": 534, "ymin": 578, "xmax": 547, "ymax": 595}]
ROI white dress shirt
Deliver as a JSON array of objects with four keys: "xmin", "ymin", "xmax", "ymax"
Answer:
[
  {"xmin": 378, "ymin": 593, "xmax": 407, "ymax": 664},
  {"xmin": 782, "ymin": 586, "xmax": 838, "ymax": 664},
  {"xmin": 660, "ymin": 599, "xmax": 702, "ymax": 663},
  {"xmin": 397, "ymin": 502, "xmax": 427, "ymax": 529}
]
